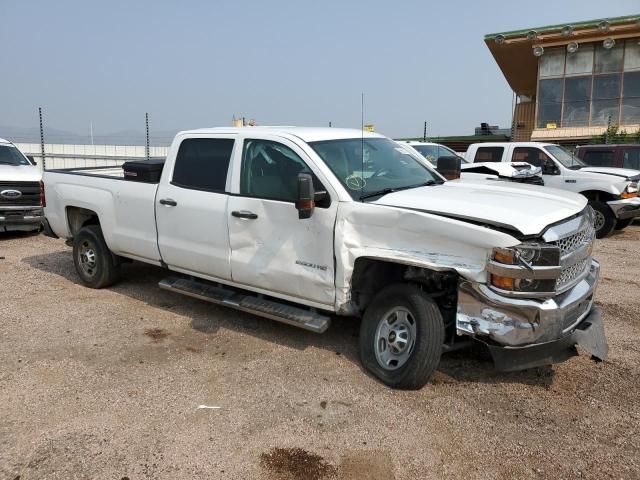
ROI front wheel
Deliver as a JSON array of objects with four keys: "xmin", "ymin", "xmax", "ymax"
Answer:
[
  {"xmin": 590, "ymin": 201, "xmax": 616, "ymax": 239},
  {"xmin": 359, "ymin": 284, "xmax": 444, "ymax": 390},
  {"xmin": 72, "ymin": 225, "xmax": 121, "ymax": 288}
]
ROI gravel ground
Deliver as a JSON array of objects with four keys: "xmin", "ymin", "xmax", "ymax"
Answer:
[{"xmin": 1, "ymin": 224, "xmax": 639, "ymax": 480}]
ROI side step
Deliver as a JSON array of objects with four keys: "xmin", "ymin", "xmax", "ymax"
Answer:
[{"xmin": 158, "ymin": 277, "xmax": 331, "ymax": 333}]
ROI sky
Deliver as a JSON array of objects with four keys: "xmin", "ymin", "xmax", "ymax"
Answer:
[{"xmin": 1, "ymin": 0, "xmax": 639, "ymax": 141}]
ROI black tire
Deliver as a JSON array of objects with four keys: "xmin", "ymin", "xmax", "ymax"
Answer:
[
  {"xmin": 359, "ymin": 283, "xmax": 444, "ymax": 390},
  {"xmin": 590, "ymin": 201, "xmax": 616, "ymax": 239},
  {"xmin": 72, "ymin": 225, "xmax": 121, "ymax": 288},
  {"xmin": 615, "ymin": 218, "xmax": 632, "ymax": 230}
]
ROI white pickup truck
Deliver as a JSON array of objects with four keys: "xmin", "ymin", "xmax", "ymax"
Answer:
[
  {"xmin": 0, "ymin": 138, "xmax": 43, "ymax": 233},
  {"xmin": 398, "ymin": 141, "xmax": 543, "ymax": 185},
  {"xmin": 465, "ymin": 142, "xmax": 640, "ymax": 238},
  {"xmin": 42, "ymin": 127, "xmax": 607, "ymax": 389}
]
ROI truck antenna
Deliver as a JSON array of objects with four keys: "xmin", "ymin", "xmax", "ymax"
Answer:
[{"xmin": 361, "ymin": 92, "xmax": 364, "ymax": 200}]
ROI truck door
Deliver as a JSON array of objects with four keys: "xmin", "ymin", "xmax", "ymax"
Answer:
[
  {"xmin": 155, "ymin": 136, "xmax": 235, "ymax": 280},
  {"xmin": 510, "ymin": 146, "xmax": 564, "ymax": 188},
  {"xmin": 227, "ymin": 137, "xmax": 336, "ymax": 307}
]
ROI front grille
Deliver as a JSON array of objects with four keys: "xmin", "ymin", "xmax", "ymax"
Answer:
[
  {"xmin": 0, "ymin": 181, "xmax": 41, "ymax": 206},
  {"xmin": 551, "ymin": 217, "xmax": 595, "ymax": 291}
]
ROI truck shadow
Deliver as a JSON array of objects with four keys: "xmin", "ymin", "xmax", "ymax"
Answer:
[{"xmin": 23, "ymin": 248, "xmax": 555, "ymax": 388}]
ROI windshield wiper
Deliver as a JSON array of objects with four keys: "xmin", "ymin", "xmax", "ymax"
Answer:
[{"xmin": 359, "ymin": 180, "xmax": 440, "ymax": 201}]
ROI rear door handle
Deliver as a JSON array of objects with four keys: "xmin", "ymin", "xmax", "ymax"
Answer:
[
  {"xmin": 159, "ymin": 198, "xmax": 177, "ymax": 206},
  {"xmin": 231, "ymin": 210, "xmax": 258, "ymax": 219}
]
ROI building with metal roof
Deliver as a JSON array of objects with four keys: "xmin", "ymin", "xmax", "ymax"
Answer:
[{"xmin": 486, "ymin": 15, "xmax": 640, "ymax": 146}]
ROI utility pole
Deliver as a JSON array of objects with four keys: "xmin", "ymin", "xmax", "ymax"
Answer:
[
  {"xmin": 39, "ymin": 107, "xmax": 46, "ymax": 170},
  {"xmin": 90, "ymin": 121, "xmax": 94, "ymax": 145},
  {"xmin": 423, "ymin": 121, "xmax": 427, "ymax": 142},
  {"xmin": 329, "ymin": 121, "xmax": 332, "ymax": 127}
]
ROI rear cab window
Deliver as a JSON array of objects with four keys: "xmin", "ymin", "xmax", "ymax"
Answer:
[
  {"xmin": 473, "ymin": 147, "xmax": 504, "ymax": 163},
  {"xmin": 172, "ymin": 138, "xmax": 235, "ymax": 192},
  {"xmin": 582, "ymin": 150, "xmax": 614, "ymax": 167},
  {"xmin": 622, "ymin": 148, "xmax": 640, "ymax": 170}
]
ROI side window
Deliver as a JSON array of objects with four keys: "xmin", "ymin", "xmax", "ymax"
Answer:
[
  {"xmin": 240, "ymin": 139, "xmax": 325, "ymax": 202},
  {"xmin": 172, "ymin": 138, "xmax": 234, "ymax": 192},
  {"xmin": 623, "ymin": 149, "xmax": 640, "ymax": 170},
  {"xmin": 512, "ymin": 147, "xmax": 552, "ymax": 168},
  {"xmin": 583, "ymin": 150, "xmax": 614, "ymax": 167},
  {"xmin": 473, "ymin": 147, "xmax": 504, "ymax": 162}
]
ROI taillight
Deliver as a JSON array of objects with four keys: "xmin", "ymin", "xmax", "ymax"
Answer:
[{"xmin": 40, "ymin": 180, "xmax": 46, "ymax": 208}]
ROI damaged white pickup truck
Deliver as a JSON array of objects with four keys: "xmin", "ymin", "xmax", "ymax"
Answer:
[{"xmin": 42, "ymin": 127, "xmax": 607, "ymax": 389}]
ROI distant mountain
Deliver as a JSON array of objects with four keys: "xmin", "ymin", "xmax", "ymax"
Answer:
[{"xmin": 0, "ymin": 125, "xmax": 176, "ymax": 146}]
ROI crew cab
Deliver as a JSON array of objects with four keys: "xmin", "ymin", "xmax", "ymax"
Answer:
[
  {"xmin": 465, "ymin": 142, "xmax": 640, "ymax": 238},
  {"xmin": 0, "ymin": 138, "xmax": 43, "ymax": 233},
  {"xmin": 576, "ymin": 144, "xmax": 640, "ymax": 171},
  {"xmin": 42, "ymin": 127, "xmax": 607, "ymax": 389},
  {"xmin": 398, "ymin": 141, "xmax": 543, "ymax": 185}
]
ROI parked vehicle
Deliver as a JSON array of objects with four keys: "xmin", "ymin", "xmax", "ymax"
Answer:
[
  {"xmin": 0, "ymin": 138, "xmax": 43, "ymax": 233},
  {"xmin": 399, "ymin": 141, "xmax": 543, "ymax": 185},
  {"xmin": 465, "ymin": 142, "xmax": 640, "ymax": 238},
  {"xmin": 575, "ymin": 144, "xmax": 640, "ymax": 170},
  {"xmin": 42, "ymin": 127, "xmax": 606, "ymax": 389}
]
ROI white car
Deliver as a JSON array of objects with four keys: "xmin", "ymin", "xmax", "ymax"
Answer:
[
  {"xmin": 0, "ymin": 138, "xmax": 43, "ymax": 233},
  {"xmin": 42, "ymin": 127, "xmax": 606, "ymax": 389},
  {"xmin": 398, "ymin": 141, "xmax": 543, "ymax": 184},
  {"xmin": 465, "ymin": 142, "xmax": 640, "ymax": 238}
]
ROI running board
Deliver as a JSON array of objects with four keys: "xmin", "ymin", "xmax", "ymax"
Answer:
[{"xmin": 158, "ymin": 277, "xmax": 331, "ymax": 333}]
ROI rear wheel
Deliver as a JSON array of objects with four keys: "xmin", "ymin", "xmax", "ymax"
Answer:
[
  {"xmin": 359, "ymin": 283, "xmax": 444, "ymax": 390},
  {"xmin": 73, "ymin": 225, "xmax": 121, "ymax": 288},
  {"xmin": 615, "ymin": 218, "xmax": 632, "ymax": 230},
  {"xmin": 590, "ymin": 201, "xmax": 616, "ymax": 238}
]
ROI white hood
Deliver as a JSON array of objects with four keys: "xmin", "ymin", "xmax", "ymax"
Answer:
[
  {"xmin": 373, "ymin": 181, "xmax": 586, "ymax": 236},
  {"xmin": 580, "ymin": 166, "xmax": 640, "ymax": 180},
  {"xmin": 0, "ymin": 164, "xmax": 42, "ymax": 182}
]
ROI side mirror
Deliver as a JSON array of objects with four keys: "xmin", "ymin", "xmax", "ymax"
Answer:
[
  {"xmin": 437, "ymin": 156, "xmax": 462, "ymax": 180},
  {"xmin": 296, "ymin": 173, "xmax": 315, "ymax": 219},
  {"xmin": 542, "ymin": 162, "xmax": 559, "ymax": 175},
  {"xmin": 27, "ymin": 156, "xmax": 37, "ymax": 165}
]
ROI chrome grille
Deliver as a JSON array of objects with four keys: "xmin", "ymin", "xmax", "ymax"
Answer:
[{"xmin": 550, "ymin": 216, "xmax": 595, "ymax": 291}]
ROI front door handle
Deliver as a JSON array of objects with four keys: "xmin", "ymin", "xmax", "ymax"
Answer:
[
  {"xmin": 231, "ymin": 210, "xmax": 258, "ymax": 220},
  {"xmin": 159, "ymin": 198, "xmax": 177, "ymax": 206}
]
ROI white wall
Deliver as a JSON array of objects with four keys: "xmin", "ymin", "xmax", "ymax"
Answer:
[{"xmin": 15, "ymin": 143, "xmax": 169, "ymax": 171}]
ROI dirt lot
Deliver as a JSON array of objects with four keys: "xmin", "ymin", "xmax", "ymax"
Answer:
[{"xmin": 1, "ymin": 224, "xmax": 640, "ymax": 480}]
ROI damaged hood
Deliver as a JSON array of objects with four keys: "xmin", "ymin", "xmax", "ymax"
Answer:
[
  {"xmin": 373, "ymin": 181, "xmax": 586, "ymax": 236},
  {"xmin": 461, "ymin": 161, "xmax": 542, "ymax": 179}
]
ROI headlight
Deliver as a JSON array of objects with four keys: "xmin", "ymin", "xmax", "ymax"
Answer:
[
  {"xmin": 489, "ymin": 245, "xmax": 560, "ymax": 294},
  {"xmin": 621, "ymin": 182, "xmax": 638, "ymax": 199}
]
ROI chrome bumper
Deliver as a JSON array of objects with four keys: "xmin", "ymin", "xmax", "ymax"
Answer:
[
  {"xmin": 0, "ymin": 207, "xmax": 44, "ymax": 232},
  {"xmin": 457, "ymin": 260, "xmax": 599, "ymax": 347},
  {"xmin": 607, "ymin": 197, "xmax": 640, "ymax": 220}
]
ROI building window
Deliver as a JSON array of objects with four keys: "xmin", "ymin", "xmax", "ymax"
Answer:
[{"xmin": 536, "ymin": 37, "xmax": 640, "ymax": 129}]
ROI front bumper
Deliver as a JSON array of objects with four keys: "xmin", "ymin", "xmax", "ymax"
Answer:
[
  {"xmin": 608, "ymin": 196, "xmax": 640, "ymax": 220},
  {"xmin": 487, "ymin": 307, "xmax": 607, "ymax": 371},
  {"xmin": 456, "ymin": 260, "xmax": 606, "ymax": 369},
  {"xmin": 0, "ymin": 207, "xmax": 43, "ymax": 232}
]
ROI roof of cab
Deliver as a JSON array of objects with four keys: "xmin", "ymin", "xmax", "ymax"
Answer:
[
  {"xmin": 177, "ymin": 126, "xmax": 385, "ymax": 143},
  {"xmin": 0, "ymin": 138, "xmax": 11, "ymax": 144}
]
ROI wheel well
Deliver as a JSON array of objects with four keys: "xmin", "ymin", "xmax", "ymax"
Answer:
[
  {"xmin": 580, "ymin": 190, "xmax": 616, "ymax": 203},
  {"xmin": 66, "ymin": 206, "xmax": 100, "ymax": 237},
  {"xmin": 350, "ymin": 258, "xmax": 459, "ymax": 336}
]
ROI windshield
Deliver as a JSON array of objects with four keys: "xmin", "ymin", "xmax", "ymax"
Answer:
[
  {"xmin": 411, "ymin": 144, "xmax": 463, "ymax": 163},
  {"xmin": 0, "ymin": 145, "xmax": 31, "ymax": 166},
  {"xmin": 310, "ymin": 137, "xmax": 442, "ymax": 200},
  {"xmin": 544, "ymin": 145, "xmax": 586, "ymax": 170}
]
